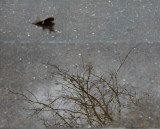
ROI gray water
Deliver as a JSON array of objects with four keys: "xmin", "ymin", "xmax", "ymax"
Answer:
[
  {"xmin": 1, "ymin": 0, "xmax": 160, "ymax": 44},
  {"xmin": 1, "ymin": 0, "xmax": 160, "ymax": 128}
]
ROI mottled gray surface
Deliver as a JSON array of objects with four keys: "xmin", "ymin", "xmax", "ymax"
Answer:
[
  {"xmin": 1, "ymin": 43, "xmax": 160, "ymax": 128},
  {"xmin": 0, "ymin": 0, "xmax": 160, "ymax": 128},
  {"xmin": 1, "ymin": 0, "xmax": 160, "ymax": 43}
]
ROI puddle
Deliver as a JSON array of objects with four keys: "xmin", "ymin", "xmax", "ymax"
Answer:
[{"xmin": 1, "ymin": 0, "xmax": 160, "ymax": 128}]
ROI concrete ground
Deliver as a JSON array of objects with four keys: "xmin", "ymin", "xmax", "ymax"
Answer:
[{"xmin": 0, "ymin": 0, "xmax": 160, "ymax": 128}]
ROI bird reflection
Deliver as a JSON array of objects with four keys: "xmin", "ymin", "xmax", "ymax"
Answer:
[
  {"xmin": 34, "ymin": 22, "xmax": 55, "ymax": 33},
  {"xmin": 32, "ymin": 17, "xmax": 55, "ymax": 33}
]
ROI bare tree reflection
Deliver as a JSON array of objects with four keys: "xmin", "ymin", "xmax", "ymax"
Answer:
[{"xmin": 9, "ymin": 47, "xmax": 149, "ymax": 128}]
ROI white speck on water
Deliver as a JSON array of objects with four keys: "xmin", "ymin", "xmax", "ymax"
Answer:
[
  {"xmin": 105, "ymin": 87, "xmax": 110, "ymax": 92},
  {"xmin": 92, "ymin": 32, "xmax": 95, "ymax": 35},
  {"xmin": 17, "ymin": 35, "xmax": 21, "ymax": 38},
  {"xmin": 154, "ymin": 62, "xmax": 158, "ymax": 65},
  {"xmin": 139, "ymin": 114, "xmax": 143, "ymax": 118},
  {"xmin": 16, "ymin": 69, "xmax": 20, "ymax": 73},
  {"xmin": 44, "ymin": 65, "xmax": 48, "ymax": 68},
  {"xmin": 98, "ymin": 25, "xmax": 101, "ymax": 28},
  {"xmin": 19, "ymin": 58, "xmax": 22, "ymax": 61},
  {"xmin": 92, "ymin": 13, "xmax": 95, "ymax": 16},
  {"xmin": 75, "ymin": 64, "xmax": 79, "ymax": 69},
  {"xmin": 127, "ymin": 2, "xmax": 131, "ymax": 5},
  {"xmin": 27, "ymin": 32, "xmax": 30, "ymax": 37},
  {"xmin": 120, "ymin": 9, "xmax": 124, "ymax": 13},
  {"xmin": 114, "ymin": 41, "xmax": 117, "ymax": 44},
  {"xmin": 78, "ymin": 53, "xmax": 82, "ymax": 57},
  {"xmin": 32, "ymin": 76, "xmax": 36, "ymax": 80},
  {"xmin": 136, "ymin": 13, "xmax": 139, "ymax": 18},
  {"xmin": 74, "ymin": 36, "xmax": 78, "ymax": 39},
  {"xmin": 122, "ymin": 79, "xmax": 126, "ymax": 85},
  {"xmin": 87, "ymin": 125, "xmax": 91, "ymax": 128},
  {"xmin": 148, "ymin": 116, "xmax": 153, "ymax": 120},
  {"xmin": 143, "ymin": 5, "xmax": 146, "ymax": 9},
  {"xmin": 28, "ymin": 61, "xmax": 31, "ymax": 64},
  {"xmin": 21, "ymin": 46, "xmax": 24, "ymax": 49},
  {"xmin": 57, "ymin": 30, "xmax": 62, "ymax": 33},
  {"xmin": 108, "ymin": 0, "xmax": 113, "ymax": 6}
]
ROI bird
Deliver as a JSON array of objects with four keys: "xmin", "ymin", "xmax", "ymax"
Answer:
[
  {"xmin": 32, "ymin": 17, "xmax": 54, "ymax": 25},
  {"xmin": 32, "ymin": 17, "xmax": 55, "ymax": 33}
]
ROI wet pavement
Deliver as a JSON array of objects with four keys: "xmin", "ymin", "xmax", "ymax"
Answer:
[{"xmin": 0, "ymin": 0, "xmax": 160, "ymax": 128}]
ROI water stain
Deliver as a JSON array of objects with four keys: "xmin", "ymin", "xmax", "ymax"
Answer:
[{"xmin": 32, "ymin": 17, "xmax": 55, "ymax": 33}]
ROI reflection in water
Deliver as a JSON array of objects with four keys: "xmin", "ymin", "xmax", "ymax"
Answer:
[
  {"xmin": 10, "ymin": 63, "xmax": 146, "ymax": 128},
  {"xmin": 9, "ymin": 48, "xmax": 153, "ymax": 128},
  {"xmin": 32, "ymin": 17, "xmax": 55, "ymax": 33}
]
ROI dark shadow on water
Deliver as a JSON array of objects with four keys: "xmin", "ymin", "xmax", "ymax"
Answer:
[{"xmin": 32, "ymin": 18, "xmax": 55, "ymax": 33}]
